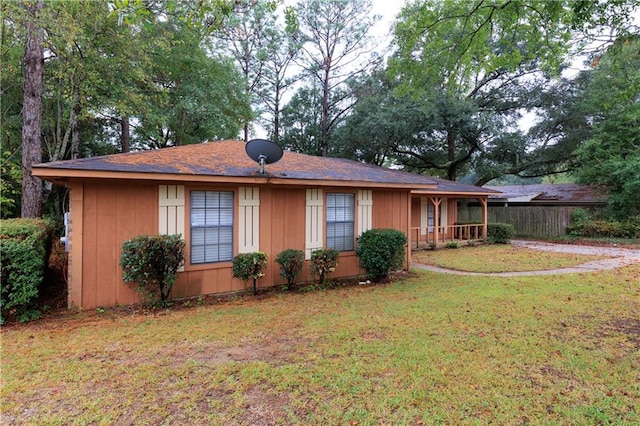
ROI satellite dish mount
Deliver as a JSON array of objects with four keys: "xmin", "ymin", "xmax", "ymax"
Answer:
[{"xmin": 245, "ymin": 139, "xmax": 283, "ymax": 175}]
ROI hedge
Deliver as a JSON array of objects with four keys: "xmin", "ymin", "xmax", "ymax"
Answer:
[
  {"xmin": 356, "ymin": 228, "xmax": 407, "ymax": 281},
  {"xmin": 487, "ymin": 223, "xmax": 515, "ymax": 244},
  {"xmin": 1, "ymin": 218, "xmax": 53, "ymax": 323}
]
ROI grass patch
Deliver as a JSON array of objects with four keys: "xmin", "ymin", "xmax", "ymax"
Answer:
[
  {"xmin": 413, "ymin": 244, "xmax": 610, "ymax": 273},
  {"xmin": 2, "ymin": 262, "xmax": 639, "ymax": 424}
]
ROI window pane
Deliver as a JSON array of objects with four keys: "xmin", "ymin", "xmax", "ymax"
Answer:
[
  {"xmin": 190, "ymin": 191, "xmax": 234, "ymax": 264},
  {"xmin": 326, "ymin": 193, "xmax": 354, "ymax": 251}
]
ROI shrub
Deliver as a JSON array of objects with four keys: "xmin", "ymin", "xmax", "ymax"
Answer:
[
  {"xmin": 275, "ymin": 249, "xmax": 305, "ymax": 288},
  {"xmin": 120, "ymin": 234, "xmax": 185, "ymax": 306},
  {"xmin": 446, "ymin": 241, "xmax": 460, "ymax": 249},
  {"xmin": 0, "ymin": 218, "xmax": 53, "ymax": 323},
  {"xmin": 232, "ymin": 251, "xmax": 268, "ymax": 295},
  {"xmin": 310, "ymin": 248, "xmax": 339, "ymax": 285},
  {"xmin": 487, "ymin": 223, "xmax": 515, "ymax": 244},
  {"xmin": 356, "ymin": 228, "xmax": 407, "ymax": 282}
]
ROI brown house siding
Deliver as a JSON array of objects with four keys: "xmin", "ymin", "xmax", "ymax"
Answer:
[
  {"xmin": 67, "ymin": 183, "xmax": 415, "ymax": 309},
  {"xmin": 74, "ymin": 182, "xmax": 157, "ymax": 308}
]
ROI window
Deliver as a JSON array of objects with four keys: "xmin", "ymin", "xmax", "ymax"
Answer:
[
  {"xmin": 326, "ymin": 193, "xmax": 354, "ymax": 251},
  {"xmin": 190, "ymin": 191, "xmax": 234, "ymax": 264}
]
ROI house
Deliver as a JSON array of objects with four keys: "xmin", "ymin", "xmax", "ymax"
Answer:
[
  {"xmin": 458, "ymin": 184, "xmax": 607, "ymax": 237},
  {"xmin": 33, "ymin": 140, "xmax": 497, "ymax": 309}
]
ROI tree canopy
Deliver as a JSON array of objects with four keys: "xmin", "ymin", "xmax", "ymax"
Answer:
[{"xmin": 4, "ymin": 0, "xmax": 640, "ymax": 222}]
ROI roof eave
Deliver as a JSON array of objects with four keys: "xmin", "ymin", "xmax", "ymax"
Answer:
[{"xmin": 32, "ymin": 167, "xmax": 439, "ymax": 190}]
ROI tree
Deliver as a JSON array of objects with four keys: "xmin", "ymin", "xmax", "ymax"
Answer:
[
  {"xmin": 279, "ymin": 85, "xmax": 324, "ymax": 155},
  {"xmin": 213, "ymin": 1, "xmax": 276, "ymax": 142},
  {"xmin": 256, "ymin": 6, "xmax": 301, "ymax": 144},
  {"xmin": 133, "ymin": 20, "xmax": 251, "ymax": 149},
  {"xmin": 20, "ymin": 0, "xmax": 44, "ymax": 218},
  {"xmin": 294, "ymin": 0, "xmax": 381, "ymax": 156},
  {"xmin": 388, "ymin": 0, "xmax": 639, "ymax": 183},
  {"xmin": 573, "ymin": 36, "xmax": 640, "ymax": 218},
  {"xmin": 333, "ymin": 70, "xmax": 428, "ymax": 166}
]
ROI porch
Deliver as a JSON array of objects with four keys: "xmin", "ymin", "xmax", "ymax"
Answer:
[
  {"xmin": 410, "ymin": 223, "xmax": 485, "ymax": 249},
  {"xmin": 409, "ymin": 192, "xmax": 489, "ymax": 250}
]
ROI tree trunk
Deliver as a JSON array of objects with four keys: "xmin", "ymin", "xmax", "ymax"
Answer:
[
  {"xmin": 121, "ymin": 116, "xmax": 130, "ymax": 153},
  {"xmin": 70, "ymin": 88, "xmax": 81, "ymax": 159},
  {"xmin": 321, "ymin": 67, "xmax": 330, "ymax": 157},
  {"xmin": 447, "ymin": 130, "xmax": 457, "ymax": 181},
  {"xmin": 21, "ymin": 0, "xmax": 45, "ymax": 218}
]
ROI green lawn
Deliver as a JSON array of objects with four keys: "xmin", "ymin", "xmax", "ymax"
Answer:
[
  {"xmin": 413, "ymin": 245, "xmax": 609, "ymax": 273},
  {"xmin": 2, "ymin": 252, "xmax": 639, "ymax": 425}
]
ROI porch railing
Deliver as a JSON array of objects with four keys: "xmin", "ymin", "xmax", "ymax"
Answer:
[{"xmin": 410, "ymin": 223, "xmax": 485, "ymax": 249}]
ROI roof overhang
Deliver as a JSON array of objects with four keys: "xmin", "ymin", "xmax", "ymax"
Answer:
[{"xmin": 33, "ymin": 167, "xmax": 439, "ymax": 191}]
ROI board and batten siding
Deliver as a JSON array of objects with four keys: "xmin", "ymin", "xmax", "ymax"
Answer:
[{"xmin": 79, "ymin": 182, "xmax": 157, "ymax": 309}]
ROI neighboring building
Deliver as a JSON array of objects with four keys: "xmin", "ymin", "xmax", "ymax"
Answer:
[
  {"xmin": 459, "ymin": 184, "xmax": 607, "ymax": 237},
  {"xmin": 485, "ymin": 184, "xmax": 607, "ymax": 207},
  {"xmin": 33, "ymin": 140, "xmax": 497, "ymax": 309}
]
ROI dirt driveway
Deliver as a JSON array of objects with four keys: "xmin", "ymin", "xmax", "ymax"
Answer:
[{"xmin": 414, "ymin": 240, "xmax": 640, "ymax": 277}]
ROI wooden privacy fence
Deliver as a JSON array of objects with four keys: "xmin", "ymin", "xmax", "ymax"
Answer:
[{"xmin": 457, "ymin": 205, "xmax": 600, "ymax": 238}]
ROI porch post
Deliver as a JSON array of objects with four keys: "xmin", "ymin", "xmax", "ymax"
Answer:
[
  {"xmin": 429, "ymin": 196, "xmax": 442, "ymax": 245},
  {"xmin": 478, "ymin": 197, "xmax": 488, "ymax": 240}
]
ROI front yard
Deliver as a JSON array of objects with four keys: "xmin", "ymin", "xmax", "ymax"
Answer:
[{"xmin": 2, "ymin": 246, "xmax": 639, "ymax": 425}]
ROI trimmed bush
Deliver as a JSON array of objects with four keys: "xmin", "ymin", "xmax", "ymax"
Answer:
[
  {"xmin": 356, "ymin": 228, "xmax": 407, "ymax": 282},
  {"xmin": 446, "ymin": 241, "xmax": 461, "ymax": 249},
  {"xmin": 0, "ymin": 218, "xmax": 53, "ymax": 323},
  {"xmin": 232, "ymin": 251, "xmax": 268, "ymax": 295},
  {"xmin": 120, "ymin": 234, "xmax": 185, "ymax": 306},
  {"xmin": 487, "ymin": 223, "xmax": 515, "ymax": 244},
  {"xmin": 568, "ymin": 211, "xmax": 640, "ymax": 239},
  {"xmin": 275, "ymin": 249, "xmax": 305, "ymax": 288},
  {"xmin": 310, "ymin": 248, "xmax": 339, "ymax": 285}
]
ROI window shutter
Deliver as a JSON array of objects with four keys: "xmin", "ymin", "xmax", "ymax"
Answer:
[
  {"xmin": 357, "ymin": 190, "xmax": 373, "ymax": 236},
  {"xmin": 159, "ymin": 185, "xmax": 185, "ymax": 271},
  {"xmin": 238, "ymin": 187, "xmax": 260, "ymax": 253},
  {"xmin": 305, "ymin": 188, "xmax": 323, "ymax": 259},
  {"xmin": 159, "ymin": 185, "xmax": 185, "ymax": 236}
]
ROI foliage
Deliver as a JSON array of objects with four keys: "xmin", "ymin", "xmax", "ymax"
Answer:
[
  {"xmin": 279, "ymin": 85, "xmax": 324, "ymax": 155},
  {"xmin": 132, "ymin": 19, "xmax": 251, "ymax": 148},
  {"xmin": 232, "ymin": 251, "xmax": 268, "ymax": 295},
  {"xmin": 294, "ymin": 0, "xmax": 381, "ymax": 156},
  {"xmin": 568, "ymin": 210, "xmax": 640, "ymax": 239},
  {"xmin": 275, "ymin": 249, "xmax": 305, "ymax": 288},
  {"xmin": 573, "ymin": 36, "xmax": 640, "ymax": 219},
  {"xmin": 212, "ymin": 0, "xmax": 281, "ymax": 142},
  {"xmin": 384, "ymin": 0, "xmax": 640, "ymax": 183},
  {"xmin": 0, "ymin": 219, "xmax": 52, "ymax": 323},
  {"xmin": 2, "ymin": 0, "xmax": 252, "ymax": 217},
  {"xmin": 445, "ymin": 242, "xmax": 461, "ymax": 249},
  {"xmin": 355, "ymin": 228, "xmax": 407, "ymax": 281},
  {"xmin": 0, "ymin": 150, "xmax": 22, "ymax": 218},
  {"xmin": 487, "ymin": 223, "xmax": 515, "ymax": 244},
  {"xmin": 119, "ymin": 234, "xmax": 185, "ymax": 306},
  {"xmin": 310, "ymin": 248, "xmax": 339, "ymax": 285}
]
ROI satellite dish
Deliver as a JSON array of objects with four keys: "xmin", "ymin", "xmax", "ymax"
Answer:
[{"xmin": 245, "ymin": 139, "xmax": 283, "ymax": 175}]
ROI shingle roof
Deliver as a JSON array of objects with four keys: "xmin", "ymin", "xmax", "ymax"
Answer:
[
  {"xmin": 34, "ymin": 140, "xmax": 496, "ymax": 194},
  {"xmin": 485, "ymin": 184, "xmax": 607, "ymax": 204}
]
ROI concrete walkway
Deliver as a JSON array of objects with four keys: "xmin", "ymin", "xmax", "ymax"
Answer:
[{"xmin": 413, "ymin": 240, "xmax": 640, "ymax": 277}]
